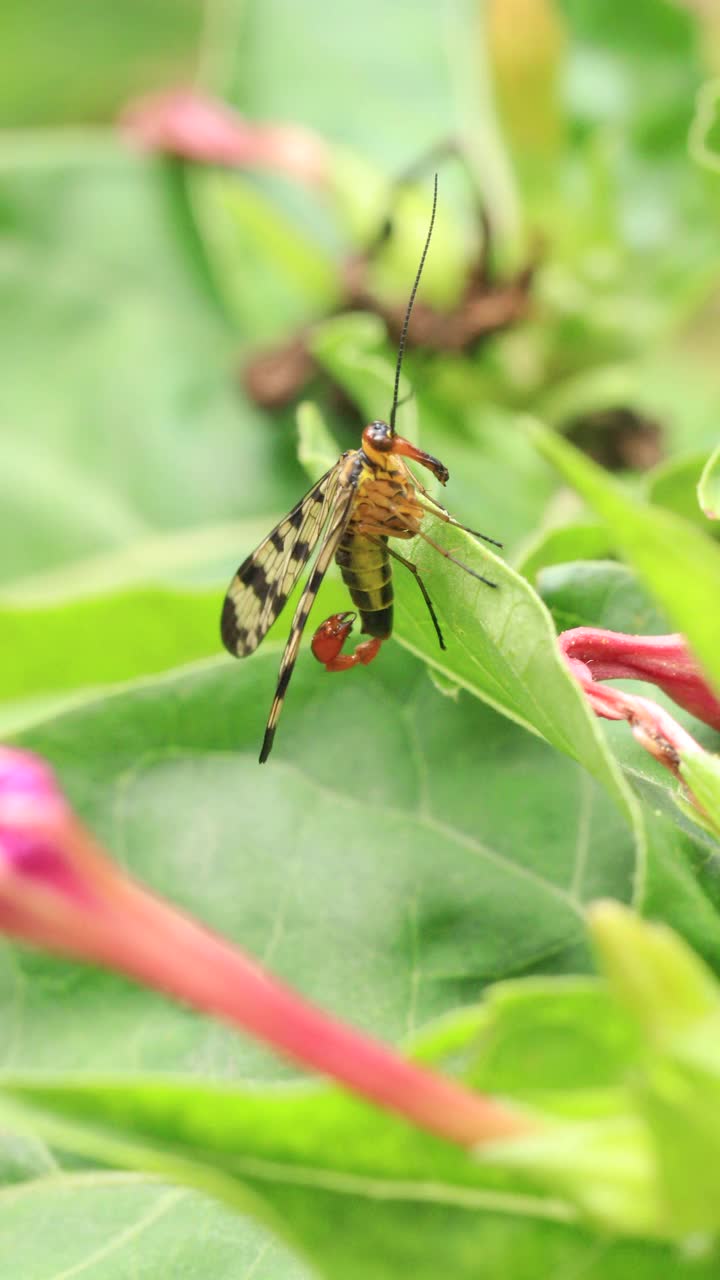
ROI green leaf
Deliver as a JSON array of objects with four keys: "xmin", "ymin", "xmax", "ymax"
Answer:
[
  {"xmin": 4, "ymin": 962, "xmax": 720, "ymax": 1259},
  {"xmin": 0, "ymin": 505, "xmax": 352, "ymax": 708},
  {"xmin": 589, "ymin": 902, "xmax": 720, "ymax": 1233},
  {"xmin": 310, "ymin": 313, "xmax": 419, "ymax": 443},
  {"xmin": 590, "ymin": 901, "xmax": 720, "ymax": 1043},
  {"xmin": 3, "ymin": 1081, "xmax": 697, "ymax": 1280},
  {"xmin": 646, "ymin": 451, "xmax": 720, "ymax": 534},
  {"xmin": 0, "ymin": 145, "xmax": 304, "ymax": 582},
  {"xmin": 8, "ymin": 649, "xmax": 637, "ymax": 1072},
  {"xmin": 421, "ymin": 405, "xmax": 560, "ymax": 558},
  {"xmin": 699, "ymin": 444, "xmax": 720, "ymax": 522},
  {"xmin": 0, "ymin": 518, "xmax": 273, "ymax": 603},
  {"xmin": 452, "ymin": 979, "xmax": 640, "ymax": 1099},
  {"xmin": 559, "ymin": 0, "xmax": 698, "ymax": 148},
  {"xmin": 680, "ymin": 750, "xmax": 720, "ymax": 838},
  {"xmin": 516, "ymin": 522, "xmax": 612, "ymax": 583},
  {"xmin": 296, "ymin": 400, "xmax": 338, "ymax": 482},
  {"xmin": 188, "ymin": 171, "xmax": 339, "ymax": 340},
  {"xmin": 538, "ymin": 561, "xmax": 668, "ymax": 636},
  {"xmin": 0, "ymin": 587, "xmax": 218, "ymax": 703},
  {"xmin": 392, "ymin": 528, "xmax": 636, "ymax": 831},
  {"xmin": 362, "ymin": 184, "xmax": 471, "ymax": 311},
  {"xmin": 527, "ymin": 419, "xmax": 720, "ymax": 697},
  {"xmin": 0, "ymin": 968, "xmax": 684, "ymax": 1256},
  {"xmin": 0, "ymin": 576, "xmax": 349, "ymax": 715},
  {"xmin": 0, "ymin": 1165, "xmax": 312, "ymax": 1280}
]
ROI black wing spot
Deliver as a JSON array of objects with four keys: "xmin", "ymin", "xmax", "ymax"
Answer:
[
  {"xmin": 270, "ymin": 530, "xmax": 285, "ymax": 553},
  {"xmin": 221, "ymin": 597, "xmax": 243, "ymax": 653},
  {"xmin": 288, "ymin": 506, "xmax": 304, "ymax": 529},
  {"xmin": 291, "ymin": 539, "xmax": 310, "ymax": 562},
  {"xmin": 239, "ymin": 561, "xmax": 269, "ymax": 596}
]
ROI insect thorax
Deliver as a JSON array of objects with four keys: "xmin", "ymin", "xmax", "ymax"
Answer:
[{"xmin": 349, "ymin": 452, "xmax": 424, "ymax": 540}]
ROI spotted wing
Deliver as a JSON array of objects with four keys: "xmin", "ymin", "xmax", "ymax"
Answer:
[
  {"xmin": 221, "ymin": 466, "xmax": 342, "ymax": 658},
  {"xmin": 259, "ymin": 489, "xmax": 356, "ymax": 763}
]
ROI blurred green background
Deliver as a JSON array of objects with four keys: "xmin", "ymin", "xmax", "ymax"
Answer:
[
  {"xmin": 2, "ymin": 0, "xmax": 720, "ymax": 598},
  {"xmin": 3, "ymin": 3, "xmax": 720, "ymax": 1277}
]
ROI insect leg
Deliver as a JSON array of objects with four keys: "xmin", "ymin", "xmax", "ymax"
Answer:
[
  {"xmin": 383, "ymin": 542, "xmax": 445, "ymax": 651},
  {"xmin": 410, "ymin": 478, "xmax": 503, "ymax": 548},
  {"xmin": 417, "ymin": 529, "xmax": 497, "ymax": 589}
]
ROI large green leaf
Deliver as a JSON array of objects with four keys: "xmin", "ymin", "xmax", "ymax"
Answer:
[
  {"xmin": 2, "ymin": 975, "xmax": 720, "ymax": 1275},
  {"xmin": 0, "ymin": 530, "xmax": 347, "ymax": 708},
  {"xmin": 516, "ymin": 522, "xmax": 612, "ymax": 582},
  {"xmin": 539, "ymin": 560, "xmax": 668, "ymax": 637},
  {"xmin": 7, "ymin": 648, "xmax": 635, "ymax": 1076},
  {"xmin": 646, "ymin": 452, "xmax": 719, "ymax": 533},
  {"xmin": 0, "ymin": 587, "xmax": 217, "ymax": 702},
  {"xmin": 0, "ymin": 144, "xmax": 304, "ymax": 582},
  {"xmin": 391, "ymin": 527, "xmax": 632, "ymax": 816},
  {"xmin": 7, "ymin": 1084, "xmax": 703, "ymax": 1280},
  {"xmin": 0, "ymin": 1163, "xmax": 312, "ymax": 1280}
]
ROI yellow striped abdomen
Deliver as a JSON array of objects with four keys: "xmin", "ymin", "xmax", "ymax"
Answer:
[{"xmin": 335, "ymin": 533, "xmax": 392, "ymax": 639}]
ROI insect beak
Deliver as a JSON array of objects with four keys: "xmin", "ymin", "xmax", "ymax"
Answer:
[{"xmin": 390, "ymin": 436, "xmax": 450, "ymax": 485}]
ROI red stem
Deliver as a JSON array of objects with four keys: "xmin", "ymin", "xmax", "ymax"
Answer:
[{"xmin": 3, "ymin": 816, "xmax": 531, "ymax": 1149}]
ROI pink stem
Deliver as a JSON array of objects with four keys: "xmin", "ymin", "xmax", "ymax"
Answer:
[{"xmin": 1, "ymin": 814, "xmax": 530, "ymax": 1149}]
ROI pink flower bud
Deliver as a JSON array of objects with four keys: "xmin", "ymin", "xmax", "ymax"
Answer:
[
  {"xmin": 121, "ymin": 89, "xmax": 329, "ymax": 186},
  {"xmin": 558, "ymin": 630, "xmax": 716, "ymax": 815},
  {"xmin": 0, "ymin": 748, "xmax": 97, "ymax": 934},
  {"xmin": 560, "ymin": 629, "xmax": 720, "ymax": 731}
]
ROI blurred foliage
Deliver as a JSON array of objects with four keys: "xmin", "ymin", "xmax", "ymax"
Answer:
[
  {"xmin": 2, "ymin": 0, "xmax": 720, "ymax": 1274},
  {"xmin": 0, "ymin": 0, "xmax": 204, "ymax": 126}
]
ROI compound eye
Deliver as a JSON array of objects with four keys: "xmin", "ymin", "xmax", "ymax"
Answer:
[{"xmin": 363, "ymin": 420, "xmax": 391, "ymax": 451}]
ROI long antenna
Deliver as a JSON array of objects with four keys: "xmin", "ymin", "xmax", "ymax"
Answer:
[{"xmin": 389, "ymin": 173, "xmax": 438, "ymax": 435}]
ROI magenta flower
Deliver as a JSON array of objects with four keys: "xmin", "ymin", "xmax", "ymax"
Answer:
[
  {"xmin": 558, "ymin": 629, "xmax": 720, "ymax": 815},
  {"xmin": 0, "ymin": 747, "xmax": 529, "ymax": 1148},
  {"xmin": 121, "ymin": 89, "xmax": 329, "ymax": 185},
  {"xmin": 560, "ymin": 629, "xmax": 720, "ymax": 731}
]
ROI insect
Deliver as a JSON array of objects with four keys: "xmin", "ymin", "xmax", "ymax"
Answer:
[{"xmin": 221, "ymin": 176, "xmax": 500, "ymax": 763}]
